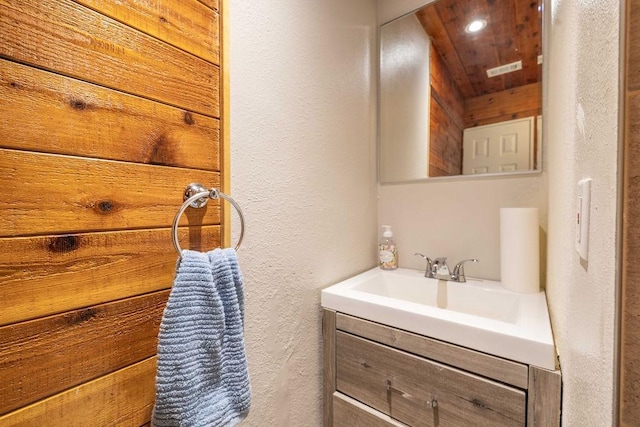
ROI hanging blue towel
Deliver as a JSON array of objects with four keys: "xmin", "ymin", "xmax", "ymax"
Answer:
[{"xmin": 152, "ymin": 248, "xmax": 251, "ymax": 427}]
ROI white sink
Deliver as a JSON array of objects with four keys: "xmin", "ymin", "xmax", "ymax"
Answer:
[{"xmin": 321, "ymin": 267, "xmax": 557, "ymax": 370}]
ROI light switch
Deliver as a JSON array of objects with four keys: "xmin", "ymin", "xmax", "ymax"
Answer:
[{"xmin": 575, "ymin": 178, "xmax": 591, "ymax": 260}]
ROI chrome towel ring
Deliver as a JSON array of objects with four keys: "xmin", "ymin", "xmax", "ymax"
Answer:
[{"xmin": 172, "ymin": 183, "xmax": 245, "ymax": 255}]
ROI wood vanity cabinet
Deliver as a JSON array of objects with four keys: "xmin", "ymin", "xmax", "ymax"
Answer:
[{"xmin": 322, "ymin": 309, "xmax": 561, "ymax": 427}]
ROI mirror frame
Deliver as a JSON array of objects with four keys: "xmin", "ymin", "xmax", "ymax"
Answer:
[{"xmin": 377, "ymin": 0, "xmax": 548, "ymax": 185}]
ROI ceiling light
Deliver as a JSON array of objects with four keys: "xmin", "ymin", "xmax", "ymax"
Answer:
[{"xmin": 465, "ymin": 19, "xmax": 487, "ymax": 33}]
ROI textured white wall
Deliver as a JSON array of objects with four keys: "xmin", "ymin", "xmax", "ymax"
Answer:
[
  {"xmin": 378, "ymin": 174, "xmax": 548, "ymax": 281},
  {"xmin": 545, "ymin": 0, "xmax": 620, "ymax": 425},
  {"xmin": 229, "ymin": 0, "xmax": 621, "ymax": 424},
  {"xmin": 379, "ymin": 14, "xmax": 431, "ymax": 182},
  {"xmin": 229, "ymin": 0, "xmax": 378, "ymax": 425}
]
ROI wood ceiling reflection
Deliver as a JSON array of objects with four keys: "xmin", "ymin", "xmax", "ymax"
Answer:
[{"xmin": 416, "ymin": 0, "xmax": 542, "ymax": 99}]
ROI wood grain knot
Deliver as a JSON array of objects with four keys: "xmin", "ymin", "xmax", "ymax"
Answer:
[
  {"xmin": 148, "ymin": 134, "xmax": 175, "ymax": 165},
  {"xmin": 49, "ymin": 235, "xmax": 80, "ymax": 253},
  {"xmin": 10, "ymin": 81, "xmax": 20, "ymax": 89},
  {"xmin": 66, "ymin": 308, "xmax": 97, "ymax": 325},
  {"xmin": 183, "ymin": 111, "xmax": 195, "ymax": 125},
  {"xmin": 470, "ymin": 398, "xmax": 488, "ymax": 409},
  {"xmin": 97, "ymin": 200, "xmax": 114, "ymax": 213},
  {"xmin": 159, "ymin": 16, "xmax": 168, "ymax": 24},
  {"xmin": 361, "ymin": 361, "xmax": 371, "ymax": 369},
  {"xmin": 70, "ymin": 98, "xmax": 88, "ymax": 110}
]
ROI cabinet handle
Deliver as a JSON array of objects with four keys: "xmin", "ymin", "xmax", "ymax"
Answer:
[
  {"xmin": 386, "ymin": 380, "xmax": 438, "ymax": 410},
  {"xmin": 385, "ymin": 379, "xmax": 412, "ymax": 399}
]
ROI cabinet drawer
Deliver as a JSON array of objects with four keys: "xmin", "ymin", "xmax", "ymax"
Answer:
[
  {"xmin": 333, "ymin": 392, "xmax": 406, "ymax": 427},
  {"xmin": 336, "ymin": 331, "xmax": 526, "ymax": 427}
]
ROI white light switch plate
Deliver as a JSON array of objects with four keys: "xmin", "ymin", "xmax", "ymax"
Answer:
[{"xmin": 575, "ymin": 178, "xmax": 591, "ymax": 260}]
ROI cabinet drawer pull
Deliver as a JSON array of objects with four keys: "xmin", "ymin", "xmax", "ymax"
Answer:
[{"xmin": 385, "ymin": 379, "xmax": 412, "ymax": 399}]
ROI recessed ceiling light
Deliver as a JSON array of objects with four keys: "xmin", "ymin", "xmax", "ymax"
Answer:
[{"xmin": 465, "ymin": 19, "xmax": 487, "ymax": 33}]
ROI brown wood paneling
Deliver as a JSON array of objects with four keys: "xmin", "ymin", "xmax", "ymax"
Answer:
[
  {"xmin": 0, "ymin": 149, "xmax": 220, "ymax": 237},
  {"xmin": 0, "ymin": 291, "xmax": 168, "ymax": 415},
  {"xmin": 513, "ymin": 0, "xmax": 542, "ymax": 87},
  {"xmin": 0, "ymin": 0, "xmax": 225, "ymax": 421},
  {"xmin": 621, "ymin": 1, "xmax": 640, "ymax": 423},
  {"xmin": 415, "ymin": 0, "xmax": 542, "ymax": 99},
  {"xmin": 629, "ymin": 0, "xmax": 640, "ymax": 92},
  {"xmin": 74, "ymin": 0, "xmax": 219, "ymax": 64},
  {"xmin": 0, "ymin": 226, "xmax": 218, "ymax": 326},
  {"xmin": 198, "ymin": 0, "xmax": 220, "ymax": 12},
  {"xmin": 0, "ymin": 59, "xmax": 219, "ymax": 170},
  {"xmin": 434, "ymin": 0, "xmax": 506, "ymax": 96},
  {"xmin": 488, "ymin": 0, "xmax": 521, "ymax": 91},
  {"xmin": 430, "ymin": 46, "xmax": 465, "ymax": 129},
  {"xmin": 0, "ymin": 0, "xmax": 219, "ymax": 116},
  {"xmin": 430, "ymin": 98, "xmax": 463, "ymax": 176},
  {"xmin": 429, "ymin": 46, "xmax": 464, "ymax": 177},
  {"xmin": 0, "ymin": 358, "xmax": 157, "ymax": 426},
  {"xmin": 464, "ymin": 82, "xmax": 542, "ymax": 128},
  {"xmin": 416, "ymin": 5, "xmax": 475, "ymax": 97},
  {"xmin": 621, "ymin": 90, "xmax": 640, "ymax": 425},
  {"xmin": 430, "ymin": 98, "xmax": 463, "ymax": 177}
]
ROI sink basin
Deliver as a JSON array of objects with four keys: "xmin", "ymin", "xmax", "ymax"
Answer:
[{"xmin": 321, "ymin": 267, "xmax": 556, "ymax": 369}]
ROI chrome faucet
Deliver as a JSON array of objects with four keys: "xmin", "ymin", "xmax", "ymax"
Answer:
[
  {"xmin": 414, "ymin": 253, "xmax": 434, "ymax": 278},
  {"xmin": 451, "ymin": 259, "xmax": 479, "ymax": 283},
  {"xmin": 431, "ymin": 257, "xmax": 451, "ymax": 280},
  {"xmin": 414, "ymin": 253, "xmax": 479, "ymax": 283}
]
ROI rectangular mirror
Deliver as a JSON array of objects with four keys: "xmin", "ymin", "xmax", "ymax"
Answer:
[{"xmin": 379, "ymin": 0, "xmax": 543, "ymax": 183}]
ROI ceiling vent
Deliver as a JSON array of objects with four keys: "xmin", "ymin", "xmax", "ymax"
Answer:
[{"xmin": 486, "ymin": 60, "xmax": 522, "ymax": 78}]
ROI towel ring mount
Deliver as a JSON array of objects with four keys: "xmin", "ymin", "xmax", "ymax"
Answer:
[{"xmin": 172, "ymin": 183, "xmax": 245, "ymax": 254}]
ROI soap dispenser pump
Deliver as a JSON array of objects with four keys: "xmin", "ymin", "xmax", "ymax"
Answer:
[{"xmin": 379, "ymin": 225, "xmax": 398, "ymax": 270}]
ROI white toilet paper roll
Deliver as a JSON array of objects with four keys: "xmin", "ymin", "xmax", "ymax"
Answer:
[{"xmin": 500, "ymin": 208, "xmax": 540, "ymax": 294}]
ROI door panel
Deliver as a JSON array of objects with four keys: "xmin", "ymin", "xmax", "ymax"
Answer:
[{"xmin": 463, "ymin": 117, "xmax": 534, "ymax": 175}]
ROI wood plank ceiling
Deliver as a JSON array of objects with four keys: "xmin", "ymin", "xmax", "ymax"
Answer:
[{"xmin": 416, "ymin": 0, "xmax": 543, "ymax": 99}]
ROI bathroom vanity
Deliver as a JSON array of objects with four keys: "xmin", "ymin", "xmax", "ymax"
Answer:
[{"xmin": 321, "ymin": 268, "xmax": 561, "ymax": 426}]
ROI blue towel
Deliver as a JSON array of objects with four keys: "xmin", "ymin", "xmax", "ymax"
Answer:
[{"xmin": 152, "ymin": 248, "xmax": 251, "ymax": 427}]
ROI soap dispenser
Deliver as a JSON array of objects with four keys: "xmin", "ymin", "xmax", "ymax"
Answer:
[{"xmin": 379, "ymin": 225, "xmax": 398, "ymax": 270}]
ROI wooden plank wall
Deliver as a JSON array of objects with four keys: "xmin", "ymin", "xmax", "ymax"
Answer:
[
  {"xmin": 429, "ymin": 45, "xmax": 464, "ymax": 177},
  {"xmin": 621, "ymin": 0, "xmax": 640, "ymax": 424},
  {"xmin": 0, "ymin": 0, "xmax": 224, "ymax": 424},
  {"xmin": 427, "ymin": 47, "xmax": 542, "ymax": 178},
  {"xmin": 463, "ymin": 82, "xmax": 542, "ymax": 128}
]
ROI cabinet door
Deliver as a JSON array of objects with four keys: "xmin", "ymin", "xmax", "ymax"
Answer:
[{"xmin": 336, "ymin": 332, "xmax": 526, "ymax": 426}]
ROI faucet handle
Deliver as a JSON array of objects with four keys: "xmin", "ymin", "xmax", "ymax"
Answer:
[
  {"xmin": 452, "ymin": 259, "xmax": 479, "ymax": 283},
  {"xmin": 414, "ymin": 253, "xmax": 433, "ymax": 278}
]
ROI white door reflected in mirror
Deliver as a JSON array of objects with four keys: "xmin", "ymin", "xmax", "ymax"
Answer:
[{"xmin": 462, "ymin": 117, "xmax": 534, "ymax": 175}]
